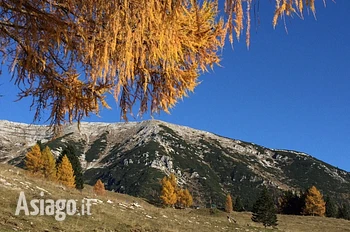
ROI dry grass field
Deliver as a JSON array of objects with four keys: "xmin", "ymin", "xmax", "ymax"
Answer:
[{"xmin": 0, "ymin": 164, "xmax": 349, "ymax": 232}]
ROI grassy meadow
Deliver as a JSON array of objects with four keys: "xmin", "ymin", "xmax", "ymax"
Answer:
[{"xmin": 0, "ymin": 164, "xmax": 349, "ymax": 232}]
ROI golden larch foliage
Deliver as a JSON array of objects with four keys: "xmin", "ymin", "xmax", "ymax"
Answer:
[
  {"xmin": 160, "ymin": 176, "xmax": 177, "ymax": 207},
  {"xmin": 93, "ymin": 179, "xmax": 106, "ymax": 196},
  {"xmin": 176, "ymin": 189, "xmax": 193, "ymax": 208},
  {"xmin": 176, "ymin": 189, "xmax": 186, "ymax": 207},
  {"xmin": 303, "ymin": 185, "xmax": 326, "ymax": 216},
  {"xmin": 25, "ymin": 144, "xmax": 43, "ymax": 175},
  {"xmin": 56, "ymin": 155, "xmax": 76, "ymax": 188},
  {"xmin": 169, "ymin": 173, "xmax": 178, "ymax": 190},
  {"xmin": 0, "ymin": 0, "xmax": 322, "ymax": 131},
  {"xmin": 182, "ymin": 189, "xmax": 193, "ymax": 208},
  {"xmin": 225, "ymin": 194, "xmax": 233, "ymax": 213},
  {"xmin": 41, "ymin": 146, "xmax": 57, "ymax": 180}
]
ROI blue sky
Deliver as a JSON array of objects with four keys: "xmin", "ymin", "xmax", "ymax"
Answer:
[{"xmin": 1, "ymin": 1, "xmax": 350, "ymax": 171}]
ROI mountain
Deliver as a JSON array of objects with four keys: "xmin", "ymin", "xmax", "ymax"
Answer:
[{"xmin": 1, "ymin": 119, "xmax": 349, "ymax": 209}]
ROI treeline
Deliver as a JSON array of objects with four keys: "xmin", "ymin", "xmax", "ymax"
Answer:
[
  {"xmin": 278, "ymin": 186, "xmax": 350, "ymax": 220},
  {"xmin": 223, "ymin": 185, "xmax": 350, "ymax": 228}
]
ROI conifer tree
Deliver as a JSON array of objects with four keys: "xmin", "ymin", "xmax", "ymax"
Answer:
[
  {"xmin": 235, "ymin": 196, "xmax": 244, "ymax": 212},
  {"xmin": 182, "ymin": 189, "xmax": 193, "ymax": 208},
  {"xmin": 56, "ymin": 155, "xmax": 76, "ymax": 188},
  {"xmin": 169, "ymin": 173, "xmax": 178, "ymax": 190},
  {"xmin": 58, "ymin": 145, "xmax": 84, "ymax": 190},
  {"xmin": 303, "ymin": 186, "xmax": 326, "ymax": 216},
  {"xmin": 41, "ymin": 146, "xmax": 56, "ymax": 180},
  {"xmin": 225, "ymin": 194, "xmax": 233, "ymax": 213},
  {"xmin": 279, "ymin": 190, "xmax": 304, "ymax": 215},
  {"xmin": 176, "ymin": 189, "xmax": 186, "ymax": 208},
  {"xmin": 25, "ymin": 144, "xmax": 43, "ymax": 175},
  {"xmin": 251, "ymin": 187, "xmax": 278, "ymax": 228},
  {"xmin": 325, "ymin": 196, "xmax": 338, "ymax": 218},
  {"xmin": 175, "ymin": 188, "xmax": 193, "ymax": 208},
  {"xmin": 93, "ymin": 179, "xmax": 106, "ymax": 196},
  {"xmin": 160, "ymin": 176, "xmax": 177, "ymax": 207},
  {"xmin": 337, "ymin": 203, "xmax": 350, "ymax": 220}
]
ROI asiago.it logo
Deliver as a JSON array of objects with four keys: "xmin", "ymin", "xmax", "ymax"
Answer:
[{"xmin": 15, "ymin": 191, "xmax": 92, "ymax": 221}]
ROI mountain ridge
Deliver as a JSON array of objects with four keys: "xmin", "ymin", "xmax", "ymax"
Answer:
[{"xmin": 0, "ymin": 119, "xmax": 349, "ymax": 209}]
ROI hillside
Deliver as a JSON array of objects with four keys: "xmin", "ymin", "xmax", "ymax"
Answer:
[
  {"xmin": 1, "ymin": 164, "xmax": 350, "ymax": 232},
  {"xmin": 0, "ymin": 120, "xmax": 349, "ymax": 209}
]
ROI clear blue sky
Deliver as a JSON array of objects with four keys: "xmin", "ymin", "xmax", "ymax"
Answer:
[{"xmin": 1, "ymin": 1, "xmax": 349, "ymax": 171}]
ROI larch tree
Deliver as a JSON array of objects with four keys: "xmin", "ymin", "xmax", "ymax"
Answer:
[
  {"xmin": 41, "ymin": 146, "xmax": 57, "ymax": 180},
  {"xmin": 56, "ymin": 155, "xmax": 76, "ymax": 188},
  {"xmin": 93, "ymin": 179, "xmax": 106, "ymax": 196},
  {"xmin": 160, "ymin": 176, "xmax": 177, "ymax": 207},
  {"xmin": 303, "ymin": 186, "xmax": 326, "ymax": 216},
  {"xmin": 182, "ymin": 189, "xmax": 193, "ymax": 208},
  {"xmin": 225, "ymin": 194, "xmax": 233, "ymax": 213},
  {"xmin": 176, "ymin": 189, "xmax": 186, "ymax": 208},
  {"xmin": 25, "ymin": 143, "xmax": 43, "ymax": 175},
  {"xmin": 58, "ymin": 145, "xmax": 84, "ymax": 190},
  {"xmin": 0, "ymin": 0, "xmax": 323, "ymax": 131},
  {"xmin": 168, "ymin": 173, "xmax": 178, "ymax": 190}
]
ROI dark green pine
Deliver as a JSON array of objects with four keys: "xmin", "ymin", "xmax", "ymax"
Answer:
[
  {"xmin": 325, "ymin": 196, "xmax": 338, "ymax": 218},
  {"xmin": 251, "ymin": 187, "xmax": 278, "ymax": 228}
]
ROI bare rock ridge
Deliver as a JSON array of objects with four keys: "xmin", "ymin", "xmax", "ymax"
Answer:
[{"xmin": 0, "ymin": 119, "xmax": 349, "ymax": 208}]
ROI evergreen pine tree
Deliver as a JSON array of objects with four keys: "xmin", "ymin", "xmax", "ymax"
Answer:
[
  {"xmin": 251, "ymin": 187, "xmax": 278, "ymax": 228},
  {"xmin": 337, "ymin": 203, "xmax": 350, "ymax": 220},
  {"xmin": 58, "ymin": 145, "xmax": 84, "ymax": 190},
  {"xmin": 225, "ymin": 194, "xmax": 233, "ymax": 213},
  {"xmin": 25, "ymin": 144, "xmax": 43, "ymax": 175},
  {"xmin": 279, "ymin": 190, "xmax": 304, "ymax": 215},
  {"xmin": 93, "ymin": 179, "xmax": 106, "ymax": 196},
  {"xmin": 57, "ymin": 155, "xmax": 76, "ymax": 188},
  {"xmin": 325, "ymin": 196, "xmax": 338, "ymax": 218},
  {"xmin": 303, "ymin": 186, "xmax": 326, "ymax": 216},
  {"xmin": 41, "ymin": 146, "xmax": 56, "ymax": 180},
  {"xmin": 235, "ymin": 196, "xmax": 244, "ymax": 212}
]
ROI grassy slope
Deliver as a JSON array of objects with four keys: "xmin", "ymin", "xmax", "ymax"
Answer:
[{"xmin": 0, "ymin": 164, "xmax": 349, "ymax": 232}]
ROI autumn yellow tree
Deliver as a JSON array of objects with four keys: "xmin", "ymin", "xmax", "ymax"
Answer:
[
  {"xmin": 93, "ymin": 179, "xmax": 106, "ymax": 196},
  {"xmin": 303, "ymin": 186, "xmax": 326, "ymax": 216},
  {"xmin": 56, "ymin": 155, "xmax": 76, "ymax": 188},
  {"xmin": 182, "ymin": 189, "xmax": 193, "ymax": 208},
  {"xmin": 225, "ymin": 194, "xmax": 233, "ymax": 213},
  {"xmin": 168, "ymin": 173, "xmax": 178, "ymax": 190},
  {"xmin": 25, "ymin": 144, "xmax": 43, "ymax": 175},
  {"xmin": 160, "ymin": 176, "xmax": 177, "ymax": 207},
  {"xmin": 41, "ymin": 146, "xmax": 56, "ymax": 180},
  {"xmin": 0, "ymin": 1, "xmax": 322, "ymax": 131},
  {"xmin": 176, "ymin": 189, "xmax": 186, "ymax": 208}
]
